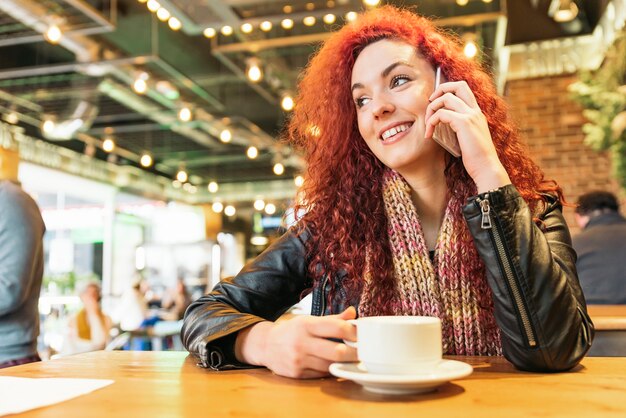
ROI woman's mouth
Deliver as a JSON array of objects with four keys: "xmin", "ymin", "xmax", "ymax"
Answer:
[{"xmin": 380, "ymin": 122, "xmax": 413, "ymax": 144}]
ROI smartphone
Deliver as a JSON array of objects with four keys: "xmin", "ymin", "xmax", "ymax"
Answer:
[{"xmin": 431, "ymin": 67, "xmax": 462, "ymax": 157}]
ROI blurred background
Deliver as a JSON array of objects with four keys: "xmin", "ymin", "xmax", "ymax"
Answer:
[{"xmin": 0, "ymin": 0, "xmax": 624, "ymax": 354}]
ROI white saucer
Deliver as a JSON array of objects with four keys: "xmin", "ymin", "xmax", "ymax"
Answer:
[{"xmin": 329, "ymin": 360, "xmax": 472, "ymax": 395}]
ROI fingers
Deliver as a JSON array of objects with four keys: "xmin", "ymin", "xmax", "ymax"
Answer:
[
  {"xmin": 307, "ymin": 337, "xmax": 358, "ymax": 363},
  {"xmin": 425, "ymin": 92, "xmax": 470, "ymax": 122},
  {"xmin": 304, "ymin": 315, "xmax": 356, "ymax": 342},
  {"xmin": 424, "ymin": 108, "xmax": 459, "ymax": 139},
  {"xmin": 429, "ymin": 80, "xmax": 479, "ymax": 108}
]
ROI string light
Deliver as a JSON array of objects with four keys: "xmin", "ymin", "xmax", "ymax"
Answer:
[
  {"xmin": 42, "ymin": 119, "xmax": 55, "ymax": 134},
  {"xmin": 456, "ymin": 0, "xmax": 469, "ymax": 5},
  {"xmin": 345, "ymin": 12, "xmax": 358, "ymax": 22},
  {"xmin": 140, "ymin": 153, "xmax": 153, "ymax": 167},
  {"xmin": 464, "ymin": 40, "xmax": 478, "ymax": 58},
  {"xmin": 103, "ymin": 138, "xmax": 115, "ymax": 152},
  {"xmin": 168, "ymin": 17, "xmax": 182, "ymax": 31},
  {"xmin": 146, "ymin": 0, "xmax": 160, "ymax": 12},
  {"xmin": 224, "ymin": 205, "xmax": 236, "ymax": 217},
  {"xmin": 294, "ymin": 175, "xmax": 304, "ymax": 187},
  {"xmin": 273, "ymin": 163, "xmax": 285, "ymax": 175},
  {"xmin": 265, "ymin": 203, "xmax": 276, "ymax": 215},
  {"xmin": 220, "ymin": 129, "xmax": 232, "ymax": 143},
  {"xmin": 208, "ymin": 181, "xmax": 219, "ymax": 193},
  {"xmin": 5, "ymin": 111, "xmax": 18, "ymax": 124},
  {"xmin": 281, "ymin": 94, "xmax": 294, "ymax": 111},
  {"xmin": 281, "ymin": 18, "xmax": 294, "ymax": 29},
  {"xmin": 176, "ymin": 169, "xmax": 188, "ymax": 183},
  {"xmin": 212, "ymin": 201, "xmax": 223, "ymax": 213},
  {"xmin": 221, "ymin": 25, "xmax": 233, "ymax": 36},
  {"xmin": 323, "ymin": 14, "xmax": 336, "ymax": 24},
  {"xmin": 303, "ymin": 16, "xmax": 316, "ymax": 26},
  {"xmin": 363, "ymin": 0, "xmax": 381, "ymax": 6},
  {"xmin": 156, "ymin": 8, "xmax": 170, "ymax": 21},
  {"xmin": 203, "ymin": 27, "xmax": 216, "ymax": 38},
  {"xmin": 283, "ymin": 5, "xmax": 293, "ymax": 13},
  {"xmin": 241, "ymin": 23, "xmax": 253, "ymax": 33},
  {"xmin": 246, "ymin": 58, "xmax": 263, "ymax": 82},
  {"xmin": 260, "ymin": 21, "xmax": 273, "ymax": 32},
  {"xmin": 254, "ymin": 199, "xmax": 266, "ymax": 211},
  {"xmin": 246, "ymin": 146, "xmax": 258, "ymax": 159},
  {"xmin": 178, "ymin": 106, "xmax": 192, "ymax": 122},
  {"xmin": 44, "ymin": 25, "xmax": 62, "ymax": 44}
]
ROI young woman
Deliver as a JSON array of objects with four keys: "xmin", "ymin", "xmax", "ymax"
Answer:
[{"xmin": 182, "ymin": 6, "xmax": 593, "ymax": 378}]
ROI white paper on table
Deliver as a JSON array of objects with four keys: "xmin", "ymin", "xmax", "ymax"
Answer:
[{"xmin": 0, "ymin": 376, "xmax": 114, "ymax": 416}]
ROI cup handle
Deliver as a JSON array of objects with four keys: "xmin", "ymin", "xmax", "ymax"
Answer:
[{"xmin": 343, "ymin": 319, "xmax": 357, "ymax": 348}]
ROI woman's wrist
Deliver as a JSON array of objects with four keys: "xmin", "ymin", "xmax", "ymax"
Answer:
[
  {"xmin": 235, "ymin": 321, "xmax": 272, "ymax": 366},
  {"xmin": 473, "ymin": 163, "xmax": 511, "ymax": 194}
]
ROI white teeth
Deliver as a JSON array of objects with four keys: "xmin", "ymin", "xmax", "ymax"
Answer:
[{"xmin": 381, "ymin": 123, "xmax": 411, "ymax": 141}]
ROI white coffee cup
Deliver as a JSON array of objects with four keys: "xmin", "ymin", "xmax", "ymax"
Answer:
[{"xmin": 344, "ymin": 316, "xmax": 442, "ymax": 375}]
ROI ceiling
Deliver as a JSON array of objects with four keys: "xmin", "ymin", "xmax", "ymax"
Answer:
[{"xmin": 0, "ymin": 0, "xmax": 609, "ymax": 203}]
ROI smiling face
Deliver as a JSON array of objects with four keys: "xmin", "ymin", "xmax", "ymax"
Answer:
[{"xmin": 351, "ymin": 39, "xmax": 445, "ymax": 173}]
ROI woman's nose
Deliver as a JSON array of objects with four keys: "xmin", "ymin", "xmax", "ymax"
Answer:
[{"xmin": 372, "ymin": 97, "xmax": 395, "ymax": 119}]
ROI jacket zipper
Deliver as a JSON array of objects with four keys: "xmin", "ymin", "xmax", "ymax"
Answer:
[
  {"xmin": 319, "ymin": 275, "xmax": 329, "ymax": 315},
  {"xmin": 477, "ymin": 195, "xmax": 537, "ymax": 348}
]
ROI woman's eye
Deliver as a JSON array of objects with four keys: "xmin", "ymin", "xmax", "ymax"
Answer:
[
  {"xmin": 355, "ymin": 97, "xmax": 370, "ymax": 108},
  {"xmin": 391, "ymin": 75, "xmax": 410, "ymax": 88}
]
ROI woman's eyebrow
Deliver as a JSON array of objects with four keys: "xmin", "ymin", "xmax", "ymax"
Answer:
[{"xmin": 351, "ymin": 60, "xmax": 414, "ymax": 93}]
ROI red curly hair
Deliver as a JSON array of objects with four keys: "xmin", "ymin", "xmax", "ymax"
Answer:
[{"xmin": 288, "ymin": 6, "xmax": 562, "ymax": 309}]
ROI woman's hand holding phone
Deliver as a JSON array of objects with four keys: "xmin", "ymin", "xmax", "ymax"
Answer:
[{"xmin": 425, "ymin": 67, "xmax": 511, "ymax": 193}]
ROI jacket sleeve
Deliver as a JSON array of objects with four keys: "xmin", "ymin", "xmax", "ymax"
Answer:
[
  {"xmin": 463, "ymin": 184, "xmax": 593, "ymax": 372},
  {"xmin": 181, "ymin": 228, "xmax": 311, "ymax": 369}
]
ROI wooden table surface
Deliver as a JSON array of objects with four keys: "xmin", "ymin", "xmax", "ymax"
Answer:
[
  {"xmin": 2, "ymin": 351, "xmax": 625, "ymax": 418},
  {"xmin": 588, "ymin": 305, "xmax": 626, "ymax": 330}
]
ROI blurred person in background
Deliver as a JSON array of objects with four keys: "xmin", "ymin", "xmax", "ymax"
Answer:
[
  {"xmin": 573, "ymin": 191, "xmax": 626, "ymax": 304},
  {"xmin": 0, "ymin": 147, "xmax": 45, "ymax": 369},
  {"xmin": 161, "ymin": 278, "xmax": 192, "ymax": 321},
  {"xmin": 113, "ymin": 274, "xmax": 148, "ymax": 332},
  {"xmin": 64, "ymin": 280, "xmax": 111, "ymax": 354}
]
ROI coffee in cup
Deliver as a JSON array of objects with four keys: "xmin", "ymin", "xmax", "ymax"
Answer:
[{"xmin": 345, "ymin": 316, "xmax": 442, "ymax": 375}]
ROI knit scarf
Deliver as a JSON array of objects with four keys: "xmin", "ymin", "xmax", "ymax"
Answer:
[{"xmin": 359, "ymin": 169, "xmax": 502, "ymax": 356}]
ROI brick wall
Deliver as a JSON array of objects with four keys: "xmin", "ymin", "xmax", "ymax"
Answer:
[{"xmin": 504, "ymin": 74, "xmax": 624, "ymax": 234}]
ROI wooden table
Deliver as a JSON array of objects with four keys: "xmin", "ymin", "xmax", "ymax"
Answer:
[
  {"xmin": 2, "ymin": 351, "xmax": 625, "ymax": 418},
  {"xmin": 588, "ymin": 305, "xmax": 626, "ymax": 330}
]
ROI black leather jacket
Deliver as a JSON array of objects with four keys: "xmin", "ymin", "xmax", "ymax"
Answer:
[{"xmin": 182, "ymin": 184, "xmax": 594, "ymax": 372}]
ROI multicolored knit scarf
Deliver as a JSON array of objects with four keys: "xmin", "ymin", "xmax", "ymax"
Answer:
[{"xmin": 359, "ymin": 169, "xmax": 502, "ymax": 356}]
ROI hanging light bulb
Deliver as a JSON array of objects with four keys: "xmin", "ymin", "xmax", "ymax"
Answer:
[
  {"xmin": 260, "ymin": 21, "xmax": 273, "ymax": 32},
  {"xmin": 283, "ymin": 5, "xmax": 293, "ymax": 13},
  {"xmin": 463, "ymin": 40, "xmax": 478, "ymax": 58},
  {"xmin": 102, "ymin": 138, "xmax": 115, "ymax": 152},
  {"xmin": 221, "ymin": 25, "xmax": 233, "ymax": 36},
  {"xmin": 168, "ymin": 17, "xmax": 182, "ymax": 30},
  {"xmin": 363, "ymin": 0, "xmax": 381, "ymax": 6},
  {"xmin": 42, "ymin": 118, "xmax": 56, "ymax": 134},
  {"xmin": 178, "ymin": 106, "xmax": 192, "ymax": 122},
  {"xmin": 323, "ymin": 14, "xmax": 336, "ymax": 24},
  {"xmin": 281, "ymin": 94, "xmax": 295, "ymax": 111},
  {"xmin": 224, "ymin": 205, "xmax": 236, "ymax": 217},
  {"xmin": 5, "ymin": 111, "xmax": 18, "ymax": 125},
  {"xmin": 241, "ymin": 23, "xmax": 253, "ymax": 33},
  {"xmin": 220, "ymin": 129, "xmax": 232, "ymax": 143},
  {"xmin": 303, "ymin": 16, "xmax": 316, "ymax": 26},
  {"xmin": 44, "ymin": 24, "xmax": 62, "ymax": 44},
  {"xmin": 147, "ymin": 0, "xmax": 160, "ymax": 12},
  {"xmin": 247, "ymin": 146, "xmax": 258, "ymax": 159},
  {"xmin": 203, "ymin": 27, "xmax": 216, "ymax": 38},
  {"xmin": 212, "ymin": 201, "xmax": 224, "ymax": 213},
  {"xmin": 456, "ymin": 0, "xmax": 469, "ymax": 6},
  {"xmin": 273, "ymin": 163, "xmax": 285, "ymax": 175},
  {"xmin": 294, "ymin": 175, "xmax": 304, "ymax": 187},
  {"xmin": 345, "ymin": 11, "xmax": 358, "ymax": 22},
  {"xmin": 246, "ymin": 58, "xmax": 263, "ymax": 82},
  {"xmin": 140, "ymin": 153, "xmax": 153, "ymax": 167},
  {"xmin": 176, "ymin": 169, "xmax": 188, "ymax": 183},
  {"xmin": 549, "ymin": 0, "xmax": 579, "ymax": 23},
  {"xmin": 156, "ymin": 8, "xmax": 170, "ymax": 21},
  {"xmin": 281, "ymin": 18, "xmax": 294, "ymax": 29},
  {"xmin": 208, "ymin": 181, "xmax": 219, "ymax": 193},
  {"xmin": 265, "ymin": 203, "xmax": 277, "ymax": 215},
  {"xmin": 254, "ymin": 199, "xmax": 266, "ymax": 211}
]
